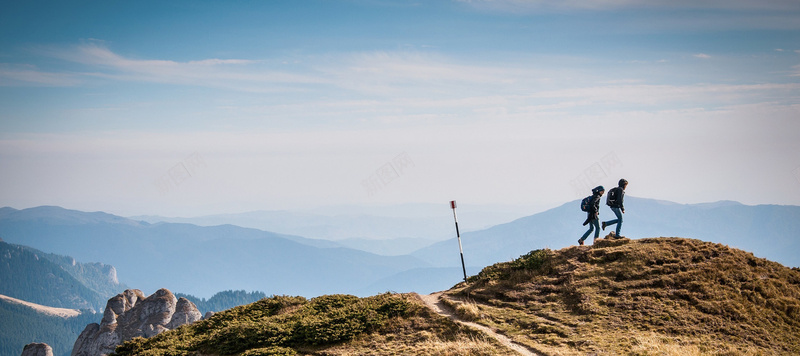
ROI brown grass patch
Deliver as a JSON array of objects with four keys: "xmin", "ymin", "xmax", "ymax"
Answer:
[{"xmin": 448, "ymin": 238, "xmax": 800, "ymax": 355}]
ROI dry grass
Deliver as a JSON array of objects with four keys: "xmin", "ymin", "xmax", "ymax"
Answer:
[
  {"xmin": 416, "ymin": 334, "xmax": 511, "ymax": 356},
  {"xmin": 111, "ymin": 237, "xmax": 800, "ymax": 356},
  {"xmin": 453, "ymin": 302, "xmax": 483, "ymax": 322},
  {"xmin": 630, "ymin": 332, "xmax": 708, "ymax": 356},
  {"xmin": 438, "ymin": 295, "xmax": 484, "ymax": 322},
  {"xmin": 630, "ymin": 332, "xmax": 769, "ymax": 356},
  {"xmin": 313, "ymin": 331, "xmax": 513, "ymax": 356},
  {"xmin": 447, "ymin": 237, "xmax": 800, "ymax": 355}
]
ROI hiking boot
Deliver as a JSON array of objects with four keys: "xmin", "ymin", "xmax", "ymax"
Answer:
[
  {"xmin": 602, "ymin": 221, "xmax": 607, "ymax": 230},
  {"xmin": 578, "ymin": 239, "xmax": 584, "ymax": 246},
  {"xmin": 613, "ymin": 234, "xmax": 625, "ymax": 240}
]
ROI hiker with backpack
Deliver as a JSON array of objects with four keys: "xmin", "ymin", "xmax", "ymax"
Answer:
[
  {"xmin": 578, "ymin": 185, "xmax": 604, "ymax": 246},
  {"xmin": 602, "ymin": 179, "xmax": 628, "ymax": 238}
]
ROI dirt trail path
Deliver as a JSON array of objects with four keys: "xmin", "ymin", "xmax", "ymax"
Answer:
[{"xmin": 419, "ymin": 292, "xmax": 539, "ymax": 356}]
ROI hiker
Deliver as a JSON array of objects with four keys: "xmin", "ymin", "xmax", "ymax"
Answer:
[
  {"xmin": 602, "ymin": 179, "xmax": 628, "ymax": 238},
  {"xmin": 579, "ymin": 186, "xmax": 604, "ymax": 246}
]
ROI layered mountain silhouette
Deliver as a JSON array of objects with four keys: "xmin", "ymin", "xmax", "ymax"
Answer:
[
  {"xmin": 131, "ymin": 203, "xmax": 523, "ymax": 256},
  {"xmin": 0, "ymin": 206, "xmax": 428, "ymax": 298},
  {"xmin": 1, "ymin": 198, "xmax": 798, "ymax": 300},
  {"xmin": 0, "ymin": 240, "xmax": 125, "ymax": 311},
  {"xmin": 366, "ymin": 197, "xmax": 800, "ymax": 295},
  {"xmin": 412, "ymin": 197, "xmax": 800, "ymax": 269},
  {"xmin": 1, "ymin": 199, "xmax": 799, "ymax": 356}
]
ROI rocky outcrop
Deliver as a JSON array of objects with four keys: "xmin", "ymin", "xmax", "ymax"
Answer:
[
  {"xmin": 167, "ymin": 297, "xmax": 202, "ymax": 329},
  {"xmin": 21, "ymin": 343, "xmax": 53, "ymax": 356},
  {"xmin": 72, "ymin": 289, "xmax": 202, "ymax": 356}
]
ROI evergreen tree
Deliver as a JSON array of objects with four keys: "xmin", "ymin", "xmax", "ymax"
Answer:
[{"xmin": 176, "ymin": 290, "xmax": 267, "ymax": 315}]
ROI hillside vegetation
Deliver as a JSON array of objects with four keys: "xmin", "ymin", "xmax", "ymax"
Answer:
[
  {"xmin": 112, "ymin": 293, "xmax": 518, "ymax": 356},
  {"xmin": 109, "ymin": 237, "xmax": 800, "ymax": 356},
  {"xmin": 176, "ymin": 290, "xmax": 268, "ymax": 315},
  {"xmin": 0, "ymin": 240, "xmax": 124, "ymax": 311},
  {"xmin": 444, "ymin": 237, "xmax": 800, "ymax": 355},
  {"xmin": 0, "ymin": 297, "xmax": 97, "ymax": 356}
]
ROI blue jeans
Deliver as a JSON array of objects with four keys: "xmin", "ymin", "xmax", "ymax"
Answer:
[
  {"xmin": 580, "ymin": 219, "xmax": 599, "ymax": 242},
  {"xmin": 604, "ymin": 207, "xmax": 623, "ymax": 236}
]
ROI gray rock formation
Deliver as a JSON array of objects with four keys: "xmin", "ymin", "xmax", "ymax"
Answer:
[
  {"xmin": 21, "ymin": 343, "xmax": 53, "ymax": 356},
  {"xmin": 167, "ymin": 297, "xmax": 202, "ymax": 329},
  {"xmin": 72, "ymin": 289, "xmax": 202, "ymax": 356}
]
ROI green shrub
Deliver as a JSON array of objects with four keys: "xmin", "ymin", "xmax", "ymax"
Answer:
[
  {"xmin": 112, "ymin": 293, "xmax": 413, "ymax": 356},
  {"xmin": 511, "ymin": 249, "xmax": 551, "ymax": 271}
]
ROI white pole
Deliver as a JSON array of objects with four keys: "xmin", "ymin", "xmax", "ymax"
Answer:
[{"xmin": 450, "ymin": 200, "xmax": 467, "ymax": 283}]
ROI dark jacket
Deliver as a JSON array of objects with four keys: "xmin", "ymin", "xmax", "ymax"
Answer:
[
  {"xmin": 585, "ymin": 186, "xmax": 604, "ymax": 222},
  {"xmin": 607, "ymin": 186, "xmax": 625, "ymax": 209}
]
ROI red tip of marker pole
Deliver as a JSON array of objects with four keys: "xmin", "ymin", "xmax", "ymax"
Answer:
[{"xmin": 450, "ymin": 201, "xmax": 457, "ymax": 209}]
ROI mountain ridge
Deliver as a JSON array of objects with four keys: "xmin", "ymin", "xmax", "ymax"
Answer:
[
  {"xmin": 0, "ymin": 240, "xmax": 125, "ymax": 311},
  {"xmin": 442, "ymin": 236, "xmax": 800, "ymax": 355},
  {"xmin": 107, "ymin": 237, "xmax": 800, "ymax": 355},
  {"xmin": 411, "ymin": 196, "xmax": 800, "ymax": 270},
  {"xmin": 2, "ymin": 198, "xmax": 798, "ymax": 298},
  {"xmin": 128, "ymin": 203, "xmax": 530, "ymax": 241},
  {"xmin": 0, "ymin": 206, "xmax": 430, "ymax": 298}
]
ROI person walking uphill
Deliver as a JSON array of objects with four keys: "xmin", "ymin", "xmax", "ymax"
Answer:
[
  {"xmin": 578, "ymin": 186, "xmax": 604, "ymax": 246},
  {"xmin": 603, "ymin": 179, "xmax": 628, "ymax": 238}
]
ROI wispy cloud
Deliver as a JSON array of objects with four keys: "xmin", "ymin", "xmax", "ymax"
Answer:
[
  {"xmin": 0, "ymin": 64, "xmax": 81, "ymax": 87},
  {"xmin": 792, "ymin": 64, "xmax": 800, "ymax": 77},
  {"xmin": 455, "ymin": 0, "xmax": 800, "ymax": 31},
  {"xmin": 317, "ymin": 51, "xmax": 538, "ymax": 97},
  {"xmin": 34, "ymin": 44, "xmax": 551, "ymax": 97},
  {"xmin": 39, "ymin": 42, "xmax": 327, "ymax": 92},
  {"xmin": 528, "ymin": 83, "xmax": 800, "ymax": 107},
  {"xmin": 11, "ymin": 43, "xmax": 800, "ymax": 129},
  {"xmin": 455, "ymin": 0, "xmax": 800, "ymax": 12}
]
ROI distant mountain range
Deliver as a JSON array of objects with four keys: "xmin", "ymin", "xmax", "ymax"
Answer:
[
  {"xmin": 0, "ymin": 239, "xmax": 125, "ymax": 311},
  {"xmin": 1, "ymin": 198, "xmax": 797, "ymax": 301},
  {"xmin": 0, "ymin": 206, "xmax": 429, "ymax": 298},
  {"xmin": 130, "ymin": 203, "xmax": 528, "ymax": 242},
  {"xmin": 130, "ymin": 203, "xmax": 537, "ymax": 256},
  {"xmin": 0, "ymin": 237, "xmax": 330, "ymax": 356},
  {"xmin": 1, "ymin": 199, "xmax": 798, "ymax": 356},
  {"xmin": 412, "ymin": 197, "xmax": 800, "ymax": 270},
  {"xmin": 0, "ymin": 239, "xmax": 121, "ymax": 356}
]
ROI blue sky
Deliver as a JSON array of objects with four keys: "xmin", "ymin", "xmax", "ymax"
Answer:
[{"xmin": 1, "ymin": 0, "xmax": 800, "ymax": 217}]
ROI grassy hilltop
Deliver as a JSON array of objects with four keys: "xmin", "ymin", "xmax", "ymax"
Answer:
[
  {"xmin": 445, "ymin": 237, "xmax": 800, "ymax": 355},
  {"xmin": 111, "ymin": 237, "xmax": 800, "ymax": 356}
]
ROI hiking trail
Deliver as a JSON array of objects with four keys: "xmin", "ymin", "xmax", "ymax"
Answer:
[{"xmin": 419, "ymin": 292, "xmax": 539, "ymax": 356}]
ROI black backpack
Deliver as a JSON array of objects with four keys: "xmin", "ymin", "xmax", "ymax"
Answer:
[
  {"xmin": 606, "ymin": 187, "xmax": 620, "ymax": 206},
  {"xmin": 580, "ymin": 196, "xmax": 592, "ymax": 212}
]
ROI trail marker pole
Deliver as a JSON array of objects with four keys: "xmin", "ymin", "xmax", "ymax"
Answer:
[{"xmin": 450, "ymin": 200, "xmax": 468, "ymax": 284}]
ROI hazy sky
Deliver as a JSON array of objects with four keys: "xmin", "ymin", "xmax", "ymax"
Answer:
[{"xmin": 1, "ymin": 0, "xmax": 799, "ymax": 217}]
